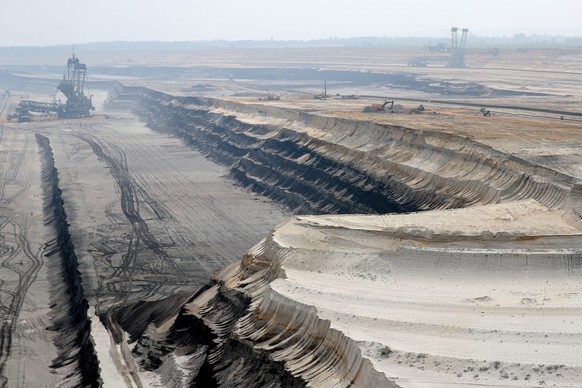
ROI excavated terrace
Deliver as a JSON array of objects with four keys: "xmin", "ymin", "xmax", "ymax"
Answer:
[{"xmin": 127, "ymin": 89, "xmax": 582, "ymax": 387}]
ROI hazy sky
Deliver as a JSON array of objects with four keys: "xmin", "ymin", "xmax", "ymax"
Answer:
[{"xmin": 0, "ymin": 0, "xmax": 580, "ymax": 46}]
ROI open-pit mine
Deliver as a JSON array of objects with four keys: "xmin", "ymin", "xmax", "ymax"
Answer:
[{"xmin": 0, "ymin": 45, "xmax": 581, "ymax": 387}]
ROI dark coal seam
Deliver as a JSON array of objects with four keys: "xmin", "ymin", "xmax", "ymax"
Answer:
[{"xmin": 136, "ymin": 95, "xmax": 417, "ymax": 215}]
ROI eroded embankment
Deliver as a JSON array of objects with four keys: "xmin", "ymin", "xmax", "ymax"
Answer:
[
  {"xmin": 221, "ymin": 237, "xmax": 395, "ymax": 388},
  {"xmin": 119, "ymin": 235, "xmax": 392, "ymax": 387},
  {"xmin": 36, "ymin": 134, "xmax": 102, "ymax": 388},
  {"xmin": 138, "ymin": 90, "xmax": 578, "ymax": 215},
  {"xmin": 110, "ymin": 268, "xmax": 308, "ymax": 387}
]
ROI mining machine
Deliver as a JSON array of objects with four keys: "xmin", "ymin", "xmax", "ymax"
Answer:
[
  {"xmin": 7, "ymin": 100, "xmax": 58, "ymax": 122},
  {"xmin": 56, "ymin": 54, "xmax": 94, "ymax": 118},
  {"xmin": 363, "ymin": 100, "xmax": 394, "ymax": 113},
  {"xmin": 263, "ymin": 90, "xmax": 280, "ymax": 100},
  {"xmin": 9, "ymin": 54, "xmax": 94, "ymax": 121},
  {"xmin": 448, "ymin": 27, "xmax": 469, "ymax": 68}
]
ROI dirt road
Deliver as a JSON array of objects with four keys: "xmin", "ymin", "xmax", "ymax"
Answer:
[{"xmin": 0, "ymin": 128, "xmax": 57, "ymax": 387}]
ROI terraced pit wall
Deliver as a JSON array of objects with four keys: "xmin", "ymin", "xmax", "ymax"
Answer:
[
  {"xmin": 128, "ymin": 88, "xmax": 581, "ymax": 386},
  {"xmin": 137, "ymin": 90, "xmax": 579, "ymax": 215},
  {"xmin": 36, "ymin": 134, "xmax": 102, "ymax": 388}
]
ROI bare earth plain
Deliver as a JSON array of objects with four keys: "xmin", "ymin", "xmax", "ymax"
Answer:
[{"xmin": 0, "ymin": 45, "xmax": 582, "ymax": 387}]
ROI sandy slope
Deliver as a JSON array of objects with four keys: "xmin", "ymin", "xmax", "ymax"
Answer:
[{"xmin": 260, "ymin": 200, "xmax": 582, "ymax": 387}]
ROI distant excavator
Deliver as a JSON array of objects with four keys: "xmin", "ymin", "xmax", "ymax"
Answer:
[
  {"xmin": 9, "ymin": 54, "xmax": 94, "ymax": 122},
  {"xmin": 56, "ymin": 54, "xmax": 94, "ymax": 117},
  {"xmin": 259, "ymin": 90, "xmax": 279, "ymax": 101},
  {"xmin": 363, "ymin": 100, "xmax": 394, "ymax": 113}
]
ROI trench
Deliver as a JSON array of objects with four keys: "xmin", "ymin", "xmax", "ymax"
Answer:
[{"xmin": 36, "ymin": 134, "xmax": 102, "ymax": 387}]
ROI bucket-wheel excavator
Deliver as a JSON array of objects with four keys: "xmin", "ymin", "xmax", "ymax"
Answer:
[
  {"xmin": 9, "ymin": 54, "xmax": 94, "ymax": 121},
  {"xmin": 56, "ymin": 54, "xmax": 94, "ymax": 118}
]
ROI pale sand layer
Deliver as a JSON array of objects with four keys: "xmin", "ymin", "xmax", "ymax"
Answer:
[{"xmin": 264, "ymin": 200, "xmax": 582, "ymax": 387}]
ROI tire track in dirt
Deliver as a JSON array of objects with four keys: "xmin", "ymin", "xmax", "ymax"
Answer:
[
  {"xmin": 74, "ymin": 133, "xmax": 178, "ymax": 279},
  {"xmin": 69, "ymin": 132, "xmax": 189, "ymax": 388},
  {"xmin": 0, "ymin": 230, "xmax": 43, "ymax": 378},
  {"xmin": 109, "ymin": 130, "xmax": 281, "ymax": 272},
  {"xmin": 110, "ymin": 133, "xmax": 234, "ymax": 272},
  {"xmin": 0, "ymin": 133, "xmax": 43, "ymax": 387}
]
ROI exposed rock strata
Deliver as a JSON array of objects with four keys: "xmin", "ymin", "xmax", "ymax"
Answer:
[
  {"xmin": 155, "ymin": 198, "xmax": 582, "ymax": 387},
  {"xmin": 239, "ymin": 201, "xmax": 582, "ymax": 387},
  {"xmin": 138, "ymin": 90, "xmax": 577, "ymax": 216},
  {"xmin": 123, "ymin": 89, "xmax": 582, "ymax": 386}
]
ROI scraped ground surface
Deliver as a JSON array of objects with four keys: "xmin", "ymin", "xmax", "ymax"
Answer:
[
  {"xmin": 0, "ymin": 109, "xmax": 288, "ymax": 387},
  {"xmin": 0, "ymin": 125, "xmax": 56, "ymax": 387}
]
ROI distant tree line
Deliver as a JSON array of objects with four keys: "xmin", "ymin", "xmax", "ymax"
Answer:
[{"xmin": 0, "ymin": 34, "xmax": 580, "ymax": 58}]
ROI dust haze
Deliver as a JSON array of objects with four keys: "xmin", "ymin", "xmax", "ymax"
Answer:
[
  {"xmin": 0, "ymin": 0, "xmax": 581, "ymax": 46},
  {"xmin": 0, "ymin": 1, "xmax": 582, "ymax": 388}
]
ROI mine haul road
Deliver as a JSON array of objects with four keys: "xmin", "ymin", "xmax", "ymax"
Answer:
[{"xmin": 0, "ymin": 108, "xmax": 288, "ymax": 387}]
